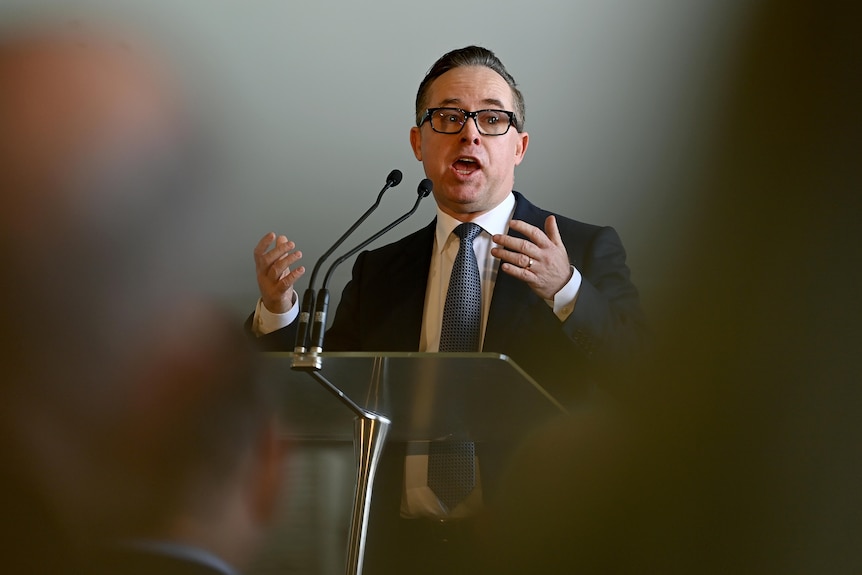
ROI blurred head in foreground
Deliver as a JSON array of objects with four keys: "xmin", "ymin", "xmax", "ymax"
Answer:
[
  {"xmin": 0, "ymin": 25, "xmax": 286, "ymax": 573},
  {"xmin": 488, "ymin": 1, "xmax": 861, "ymax": 573}
]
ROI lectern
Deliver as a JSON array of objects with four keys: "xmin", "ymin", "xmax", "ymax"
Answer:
[{"xmin": 262, "ymin": 351, "xmax": 566, "ymax": 575}]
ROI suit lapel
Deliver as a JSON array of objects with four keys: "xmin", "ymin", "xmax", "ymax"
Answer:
[
  {"xmin": 484, "ymin": 193, "xmax": 547, "ymax": 352},
  {"xmin": 380, "ymin": 220, "xmax": 435, "ymax": 350}
]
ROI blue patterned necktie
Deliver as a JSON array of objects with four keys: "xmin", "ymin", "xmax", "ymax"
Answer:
[
  {"xmin": 439, "ymin": 222, "xmax": 483, "ymax": 353},
  {"xmin": 429, "ymin": 222, "xmax": 483, "ymax": 512}
]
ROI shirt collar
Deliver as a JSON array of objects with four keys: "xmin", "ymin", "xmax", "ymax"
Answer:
[{"xmin": 434, "ymin": 192, "xmax": 516, "ymax": 253}]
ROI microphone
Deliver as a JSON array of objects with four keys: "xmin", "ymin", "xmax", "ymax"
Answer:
[
  {"xmin": 308, "ymin": 178, "xmax": 433, "ymax": 353},
  {"xmin": 293, "ymin": 169, "xmax": 402, "ymax": 353}
]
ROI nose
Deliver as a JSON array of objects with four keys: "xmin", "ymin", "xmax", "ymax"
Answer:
[{"xmin": 459, "ymin": 116, "xmax": 481, "ymax": 145}]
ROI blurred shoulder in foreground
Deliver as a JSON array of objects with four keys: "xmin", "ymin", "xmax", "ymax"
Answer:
[{"xmin": 486, "ymin": 1, "xmax": 862, "ymax": 573}]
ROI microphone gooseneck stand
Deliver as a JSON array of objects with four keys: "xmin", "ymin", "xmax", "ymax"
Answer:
[{"xmin": 290, "ymin": 178, "xmax": 433, "ymax": 575}]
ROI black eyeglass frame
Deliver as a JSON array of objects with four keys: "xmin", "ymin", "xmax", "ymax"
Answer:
[{"xmin": 419, "ymin": 107, "xmax": 519, "ymax": 136}]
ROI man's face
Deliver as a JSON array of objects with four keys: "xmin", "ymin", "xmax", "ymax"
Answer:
[{"xmin": 410, "ymin": 66, "xmax": 529, "ymax": 221}]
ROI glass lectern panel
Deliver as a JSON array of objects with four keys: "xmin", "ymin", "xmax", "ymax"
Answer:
[{"xmin": 262, "ymin": 352, "xmax": 565, "ymax": 442}]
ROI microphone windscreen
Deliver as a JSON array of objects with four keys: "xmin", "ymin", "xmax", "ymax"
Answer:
[
  {"xmin": 418, "ymin": 178, "xmax": 433, "ymax": 197},
  {"xmin": 387, "ymin": 169, "xmax": 403, "ymax": 187}
]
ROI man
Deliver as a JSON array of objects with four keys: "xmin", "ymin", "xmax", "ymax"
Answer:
[
  {"xmin": 0, "ymin": 27, "xmax": 288, "ymax": 575},
  {"xmin": 249, "ymin": 46, "xmax": 646, "ymax": 572},
  {"xmin": 250, "ymin": 46, "xmax": 645, "ymax": 404},
  {"xmin": 89, "ymin": 306, "xmax": 289, "ymax": 575}
]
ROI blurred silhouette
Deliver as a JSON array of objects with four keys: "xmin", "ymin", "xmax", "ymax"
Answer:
[
  {"xmin": 486, "ymin": 1, "xmax": 862, "ymax": 573},
  {"xmin": 0, "ymin": 26, "xmax": 287, "ymax": 574},
  {"xmin": 86, "ymin": 304, "xmax": 288, "ymax": 575}
]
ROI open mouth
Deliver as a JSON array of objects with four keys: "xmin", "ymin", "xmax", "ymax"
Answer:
[{"xmin": 452, "ymin": 157, "xmax": 481, "ymax": 176}]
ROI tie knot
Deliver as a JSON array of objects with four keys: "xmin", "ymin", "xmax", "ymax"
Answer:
[{"xmin": 454, "ymin": 222, "xmax": 483, "ymax": 243}]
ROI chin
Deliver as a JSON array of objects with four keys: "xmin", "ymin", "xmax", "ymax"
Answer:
[{"xmin": 446, "ymin": 194, "xmax": 482, "ymax": 210}]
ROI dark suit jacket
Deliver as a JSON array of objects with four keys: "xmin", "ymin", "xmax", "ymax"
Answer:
[{"xmin": 254, "ymin": 191, "xmax": 646, "ymax": 404}]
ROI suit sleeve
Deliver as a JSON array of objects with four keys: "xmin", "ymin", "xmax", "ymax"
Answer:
[
  {"xmin": 243, "ymin": 310, "xmax": 298, "ymax": 351},
  {"xmin": 562, "ymin": 225, "xmax": 647, "ymax": 366},
  {"xmin": 485, "ymin": 219, "xmax": 646, "ymax": 403}
]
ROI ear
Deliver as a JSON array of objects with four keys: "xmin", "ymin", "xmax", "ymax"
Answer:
[
  {"xmin": 513, "ymin": 130, "xmax": 529, "ymax": 166},
  {"xmin": 248, "ymin": 419, "xmax": 289, "ymax": 527},
  {"xmin": 409, "ymin": 126, "xmax": 422, "ymax": 161}
]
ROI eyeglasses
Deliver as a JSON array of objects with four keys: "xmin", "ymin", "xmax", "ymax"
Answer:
[{"xmin": 420, "ymin": 107, "xmax": 517, "ymax": 136}]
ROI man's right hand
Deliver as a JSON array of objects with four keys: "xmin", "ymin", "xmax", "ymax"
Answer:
[{"xmin": 254, "ymin": 232, "xmax": 305, "ymax": 314}]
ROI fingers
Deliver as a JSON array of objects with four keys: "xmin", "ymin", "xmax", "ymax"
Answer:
[
  {"xmin": 274, "ymin": 263, "xmax": 306, "ymax": 292},
  {"xmin": 491, "ymin": 217, "xmax": 572, "ymax": 300},
  {"xmin": 505, "ymin": 219, "xmax": 547, "ymax": 249},
  {"xmin": 543, "ymin": 215, "xmax": 562, "ymax": 245},
  {"xmin": 255, "ymin": 234, "xmax": 303, "ymax": 279},
  {"xmin": 254, "ymin": 232, "xmax": 305, "ymax": 313},
  {"xmin": 253, "ymin": 232, "xmax": 276, "ymax": 258},
  {"xmin": 493, "ymin": 227, "xmax": 535, "ymax": 267},
  {"xmin": 268, "ymin": 247, "xmax": 304, "ymax": 282},
  {"xmin": 255, "ymin": 233, "xmax": 298, "ymax": 270},
  {"xmin": 498, "ymin": 260, "xmax": 534, "ymax": 285},
  {"xmin": 492, "ymin": 242, "xmax": 534, "ymax": 270},
  {"xmin": 492, "ymin": 219, "xmax": 545, "ymax": 267}
]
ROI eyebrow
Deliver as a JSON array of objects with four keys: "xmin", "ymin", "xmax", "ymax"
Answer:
[{"xmin": 436, "ymin": 97, "xmax": 508, "ymax": 109}]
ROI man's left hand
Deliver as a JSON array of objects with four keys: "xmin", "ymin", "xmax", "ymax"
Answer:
[{"xmin": 492, "ymin": 215, "xmax": 573, "ymax": 300}]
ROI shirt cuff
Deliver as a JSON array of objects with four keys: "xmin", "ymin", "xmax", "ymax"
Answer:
[
  {"xmin": 253, "ymin": 293, "xmax": 299, "ymax": 336},
  {"xmin": 544, "ymin": 265, "xmax": 581, "ymax": 322}
]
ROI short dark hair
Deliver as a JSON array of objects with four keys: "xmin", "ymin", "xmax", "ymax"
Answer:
[{"xmin": 415, "ymin": 45, "xmax": 525, "ymax": 132}]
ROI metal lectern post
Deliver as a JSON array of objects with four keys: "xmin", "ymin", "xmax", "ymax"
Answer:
[
  {"xmin": 345, "ymin": 413, "xmax": 390, "ymax": 575},
  {"xmin": 293, "ymin": 354, "xmax": 391, "ymax": 575}
]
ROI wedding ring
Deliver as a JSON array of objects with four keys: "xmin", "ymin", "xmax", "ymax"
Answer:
[{"xmin": 526, "ymin": 258, "xmax": 534, "ymax": 270}]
